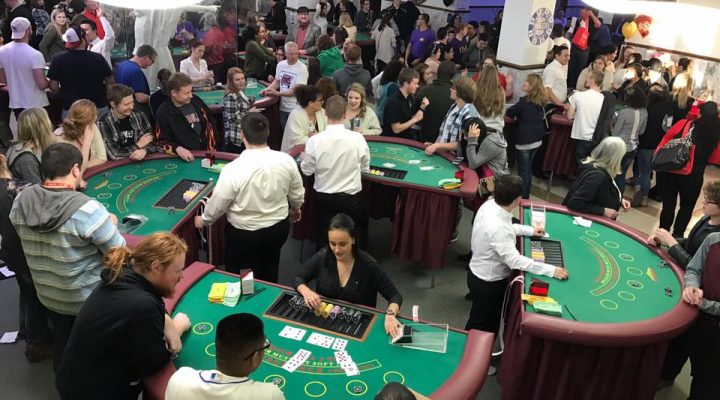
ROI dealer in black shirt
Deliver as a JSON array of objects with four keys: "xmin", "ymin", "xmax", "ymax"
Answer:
[
  {"xmin": 293, "ymin": 213, "xmax": 403, "ymax": 337},
  {"xmin": 56, "ymin": 233, "xmax": 191, "ymax": 400},
  {"xmin": 381, "ymin": 67, "xmax": 428, "ymax": 140}
]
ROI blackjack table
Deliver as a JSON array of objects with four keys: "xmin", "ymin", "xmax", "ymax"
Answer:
[
  {"xmin": 497, "ymin": 202, "xmax": 697, "ymax": 400},
  {"xmin": 143, "ymin": 262, "xmax": 495, "ymax": 400},
  {"xmin": 289, "ymin": 136, "xmax": 479, "ymax": 277},
  {"xmin": 83, "ymin": 152, "xmax": 238, "ymax": 265}
]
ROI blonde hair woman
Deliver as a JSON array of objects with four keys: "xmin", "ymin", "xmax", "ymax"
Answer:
[
  {"xmin": 562, "ymin": 137, "xmax": 631, "ymax": 219},
  {"xmin": 54, "ymin": 99, "xmax": 107, "ymax": 170},
  {"xmin": 39, "ymin": 9, "xmax": 68, "ymax": 62},
  {"xmin": 343, "ymin": 83, "xmax": 381, "ymax": 135},
  {"xmin": 6, "ymin": 108, "xmax": 55, "ymax": 184},
  {"xmin": 473, "ymin": 65, "xmax": 506, "ymax": 133},
  {"xmin": 339, "ymin": 12, "xmax": 356, "ymax": 41},
  {"xmin": 672, "ymin": 72, "xmax": 695, "ymax": 122}
]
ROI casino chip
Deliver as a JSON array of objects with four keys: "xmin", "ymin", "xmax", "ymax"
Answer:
[
  {"xmin": 353, "ymin": 386, "xmax": 363, "ymax": 393},
  {"xmin": 273, "ymin": 378, "xmax": 282, "ymax": 386}
]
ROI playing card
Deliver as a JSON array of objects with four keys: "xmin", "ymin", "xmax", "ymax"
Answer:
[
  {"xmin": 279, "ymin": 326, "xmax": 306, "ymax": 341},
  {"xmin": 282, "ymin": 349, "xmax": 311, "ymax": 373},
  {"xmin": 345, "ymin": 363, "xmax": 360, "ymax": 376},
  {"xmin": 382, "ymin": 163, "xmax": 396, "ymax": 168},
  {"xmin": 307, "ymin": 332, "xmax": 335, "ymax": 348},
  {"xmin": 408, "ymin": 160, "xmax": 421, "ymax": 164},
  {"xmin": 331, "ymin": 338, "xmax": 348, "ymax": 351}
]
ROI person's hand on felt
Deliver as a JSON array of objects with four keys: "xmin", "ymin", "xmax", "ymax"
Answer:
[
  {"xmin": 682, "ymin": 287, "xmax": 703, "ymax": 306},
  {"xmin": 384, "ymin": 314, "xmax": 401, "ymax": 337},
  {"xmin": 603, "ymin": 207, "xmax": 618, "ymax": 220},
  {"xmin": 424, "ymin": 143, "xmax": 439, "ymax": 156},
  {"xmin": 173, "ymin": 313, "xmax": 191, "ymax": 333},
  {"xmin": 299, "ymin": 287, "xmax": 322, "ymax": 310},
  {"xmin": 647, "ymin": 228, "xmax": 678, "ymax": 248},
  {"xmin": 194, "ymin": 215, "xmax": 205, "ymax": 229},
  {"xmin": 137, "ymin": 134, "xmax": 154, "ymax": 149},
  {"xmin": 288, "ymin": 208, "xmax": 302, "ymax": 223},
  {"xmin": 164, "ymin": 315, "xmax": 184, "ymax": 354},
  {"xmin": 175, "ymin": 146, "xmax": 194, "ymax": 162},
  {"xmin": 468, "ymin": 123, "xmax": 481, "ymax": 138},
  {"xmin": 129, "ymin": 148, "xmax": 147, "ymax": 161},
  {"xmin": 553, "ymin": 267, "xmax": 569, "ymax": 280},
  {"xmin": 621, "ymin": 199, "xmax": 631, "ymax": 210}
]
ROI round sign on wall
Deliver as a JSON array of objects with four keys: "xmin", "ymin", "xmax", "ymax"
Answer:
[{"xmin": 528, "ymin": 7, "xmax": 553, "ymax": 45}]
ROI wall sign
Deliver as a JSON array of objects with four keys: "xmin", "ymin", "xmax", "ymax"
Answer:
[{"xmin": 528, "ymin": 7, "xmax": 553, "ymax": 45}]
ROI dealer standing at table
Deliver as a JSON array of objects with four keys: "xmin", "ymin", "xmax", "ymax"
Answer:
[
  {"xmin": 466, "ymin": 174, "xmax": 568, "ymax": 336},
  {"xmin": 301, "ymin": 95, "xmax": 370, "ymax": 248},
  {"xmin": 195, "ymin": 113, "xmax": 304, "ymax": 283}
]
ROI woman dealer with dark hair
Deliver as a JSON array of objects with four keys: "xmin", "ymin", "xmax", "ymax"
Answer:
[{"xmin": 293, "ymin": 214, "xmax": 403, "ymax": 336}]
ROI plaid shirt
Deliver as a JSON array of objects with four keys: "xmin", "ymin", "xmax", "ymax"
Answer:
[
  {"xmin": 31, "ymin": 8, "xmax": 50, "ymax": 37},
  {"xmin": 438, "ymin": 103, "xmax": 480, "ymax": 143},
  {"xmin": 97, "ymin": 110, "xmax": 158, "ymax": 160},
  {"xmin": 223, "ymin": 91, "xmax": 252, "ymax": 146}
]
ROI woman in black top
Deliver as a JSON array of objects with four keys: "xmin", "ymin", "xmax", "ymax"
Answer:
[
  {"xmin": 293, "ymin": 214, "xmax": 403, "ymax": 336},
  {"xmin": 671, "ymin": 72, "xmax": 695, "ymax": 123},
  {"xmin": 633, "ymin": 84, "xmax": 672, "ymax": 206},
  {"xmin": 648, "ymin": 180, "xmax": 720, "ymax": 387},
  {"xmin": 562, "ymin": 137, "xmax": 631, "ymax": 219},
  {"xmin": 658, "ymin": 102, "xmax": 720, "ymax": 236}
]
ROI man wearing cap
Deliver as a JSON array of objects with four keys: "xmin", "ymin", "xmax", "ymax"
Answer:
[
  {"xmin": 0, "ymin": 17, "xmax": 49, "ymax": 121},
  {"xmin": 115, "ymin": 45, "xmax": 157, "ymax": 120},
  {"xmin": 1, "ymin": 0, "xmax": 36, "ymax": 45},
  {"xmin": 47, "ymin": 25, "xmax": 113, "ymax": 118},
  {"xmin": 286, "ymin": 6, "xmax": 321, "ymax": 56},
  {"xmin": 81, "ymin": 0, "xmax": 105, "ymax": 39}
]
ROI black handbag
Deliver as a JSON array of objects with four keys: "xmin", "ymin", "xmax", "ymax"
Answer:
[{"xmin": 651, "ymin": 121, "xmax": 694, "ymax": 173}]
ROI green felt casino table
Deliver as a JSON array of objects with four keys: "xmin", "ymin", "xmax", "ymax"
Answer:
[
  {"xmin": 83, "ymin": 153, "xmax": 238, "ymax": 265},
  {"xmin": 497, "ymin": 202, "xmax": 697, "ymax": 400},
  {"xmin": 193, "ymin": 83, "xmax": 269, "ymax": 110},
  {"xmin": 143, "ymin": 263, "xmax": 494, "ymax": 400}
]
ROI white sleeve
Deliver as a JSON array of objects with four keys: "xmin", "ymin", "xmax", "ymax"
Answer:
[
  {"xmin": 542, "ymin": 66, "xmax": 556, "ymax": 88},
  {"xmin": 512, "ymin": 224, "xmax": 535, "ymax": 237},
  {"xmin": 179, "ymin": 59, "xmax": 190, "ymax": 76},
  {"xmin": 489, "ymin": 228, "xmax": 556, "ymax": 277},
  {"xmin": 202, "ymin": 168, "xmax": 238, "ymax": 225},
  {"xmin": 300, "ymin": 137, "xmax": 317, "ymax": 176},
  {"xmin": 32, "ymin": 50, "xmax": 46, "ymax": 69}
]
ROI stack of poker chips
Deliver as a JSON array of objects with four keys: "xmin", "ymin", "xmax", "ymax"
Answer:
[{"xmin": 530, "ymin": 241, "xmax": 545, "ymax": 262}]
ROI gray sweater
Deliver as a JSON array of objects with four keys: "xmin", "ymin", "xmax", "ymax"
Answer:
[
  {"xmin": 685, "ymin": 232, "xmax": 720, "ymax": 316},
  {"xmin": 459, "ymin": 131, "xmax": 509, "ymax": 176},
  {"xmin": 612, "ymin": 107, "xmax": 648, "ymax": 152}
]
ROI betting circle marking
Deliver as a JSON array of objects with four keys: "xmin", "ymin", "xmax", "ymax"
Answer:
[
  {"xmin": 143, "ymin": 168, "xmax": 157, "ymax": 174},
  {"xmin": 100, "ymin": 203, "xmax": 110, "ymax": 209},
  {"xmin": 304, "ymin": 381, "xmax": 328, "ymax": 398},
  {"xmin": 96, "ymin": 193, "xmax": 112, "ymax": 200},
  {"xmin": 165, "ymin": 163, "xmax": 178, "ymax": 169},
  {"xmin": 604, "ymin": 241, "xmax": 620, "ymax": 249},
  {"xmin": 192, "ymin": 322, "xmax": 214, "ymax": 335},
  {"xmin": 107, "ymin": 183, "xmax": 122, "ymax": 190},
  {"xmin": 345, "ymin": 380, "xmax": 369, "ymax": 396},
  {"xmin": 626, "ymin": 267, "xmax": 643, "ymax": 276},
  {"xmin": 600, "ymin": 299, "xmax": 619, "ymax": 310},
  {"xmin": 618, "ymin": 291, "xmax": 636, "ymax": 301},
  {"xmin": 263, "ymin": 374, "xmax": 286, "ymax": 389},
  {"xmin": 383, "ymin": 371, "xmax": 406, "ymax": 384},
  {"xmin": 123, "ymin": 174, "xmax": 138, "ymax": 181},
  {"xmin": 618, "ymin": 254, "xmax": 635, "ymax": 262},
  {"xmin": 204, "ymin": 342, "xmax": 216, "ymax": 357},
  {"xmin": 584, "ymin": 230, "xmax": 600, "ymax": 238},
  {"xmin": 627, "ymin": 280, "xmax": 644, "ymax": 290}
]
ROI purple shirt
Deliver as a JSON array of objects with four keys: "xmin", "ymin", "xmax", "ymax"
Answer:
[
  {"xmin": 410, "ymin": 28, "xmax": 436, "ymax": 60},
  {"xmin": 449, "ymin": 36, "xmax": 468, "ymax": 65}
]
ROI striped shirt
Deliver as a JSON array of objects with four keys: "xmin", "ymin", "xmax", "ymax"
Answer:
[
  {"xmin": 11, "ymin": 199, "xmax": 125, "ymax": 315},
  {"xmin": 437, "ymin": 103, "xmax": 480, "ymax": 143}
]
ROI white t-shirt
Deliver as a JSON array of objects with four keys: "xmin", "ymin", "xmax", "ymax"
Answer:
[
  {"xmin": 542, "ymin": 59, "xmax": 568, "ymax": 104},
  {"xmin": 0, "ymin": 41, "xmax": 49, "ymax": 109},
  {"xmin": 275, "ymin": 59, "xmax": 309, "ymax": 112},
  {"xmin": 165, "ymin": 367, "xmax": 285, "ymax": 400},
  {"xmin": 180, "ymin": 57, "xmax": 211, "ymax": 88},
  {"xmin": 568, "ymin": 89, "xmax": 604, "ymax": 141}
]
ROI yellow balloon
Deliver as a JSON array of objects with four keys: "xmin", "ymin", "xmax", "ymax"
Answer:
[{"xmin": 622, "ymin": 21, "xmax": 638, "ymax": 39}]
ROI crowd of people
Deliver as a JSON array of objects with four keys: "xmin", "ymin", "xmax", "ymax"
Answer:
[{"xmin": 1, "ymin": 1, "xmax": 720, "ymax": 399}]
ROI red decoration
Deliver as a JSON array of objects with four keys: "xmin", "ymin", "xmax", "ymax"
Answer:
[{"xmin": 635, "ymin": 15, "xmax": 653, "ymax": 38}]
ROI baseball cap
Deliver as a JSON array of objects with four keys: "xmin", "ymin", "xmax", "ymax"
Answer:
[
  {"xmin": 63, "ymin": 26, "xmax": 86, "ymax": 49},
  {"xmin": 10, "ymin": 17, "xmax": 31, "ymax": 40},
  {"xmin": 297, "ymin": 6, "xmax": 310, "ymax": 14}
]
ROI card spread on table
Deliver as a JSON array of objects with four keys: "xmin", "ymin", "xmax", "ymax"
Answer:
[
  {"xmin": 279, "ymin": 326, "xmax": 306, "ymax": 341},
  {"xmin": 420, "ymin": 166, "xmax": 434, "ymax": 171},
  {"xmin": 282, "ymin": 349, "xmax": 311, "ymax": 373},
  {"xmin": 334, "ymin": 350, "xmax": 359, "ymax": 376},
  {"xmin": 307, "ymin": 332, "xmax": 335, "ymax": 348},
  {"xmin": 382, "ymin": 163, "xmax": 397, "ymax": 168},
  {"xmin": 408, "ymin": 160, "xmax": 421, "ymax": 164},
  {"xmin": 573, "ymin": 216, "xmax": 592, "ymax": 227},
  {"xmin": 331, "ymin": 338, "xmax": 348, "ymax": 351}
]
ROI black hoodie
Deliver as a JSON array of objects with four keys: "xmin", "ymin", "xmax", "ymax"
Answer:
[
  {"xmin": 56, "ymin": 267, "xmax": 169, "ymax": 400},
  {"xmin": 155, "ymin": 95, "xmax": 216, "ymax": 153}
]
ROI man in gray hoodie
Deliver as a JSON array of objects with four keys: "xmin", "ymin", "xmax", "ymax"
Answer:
[
  {"xmin": 331, "ymin": 44, "xmax": 372, "ymax": 96},
  {"xmin": 10, "ymin": 142, "xmax": 125, "ymax": 371}
]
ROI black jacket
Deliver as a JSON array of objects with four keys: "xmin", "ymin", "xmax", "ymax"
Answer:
[
  {"xmin": 155, "ymin": 95, "xmax": 216, "ymax": 152},
  {"xmin": 669, "ymin": 216, "xmax": 720, "ymax": 269},
  {"xmin": 506, "ymin": 96, "xmax": 546, "ymax": 146},
  {"xmin": 562, "ymin": 164, "xmax": 621, "ymax": 216},
  {"xmin": 591, "ymin": 91, "xmax": 616, "ymax": 146},
  {"xmin": 415, "ymin": 80, "xmax": 453, "ymax": 143},
  {"xmin": 2, "ymin": 4, "xmax": 36, "ymax": 45},
  {"xmin": 266, "ymin": 1, "xmax": 287, "ymax": 34},
  {"xmin": 56, "ymin": 268, "xmax": 170, "ymax": 400},
  {"xmin": 0, "ymin": 179, "xmax": 31, "ymax": 275},
  {"xmin": 639, "ymin": 98, "xmax": 672, "ymax": 150}
]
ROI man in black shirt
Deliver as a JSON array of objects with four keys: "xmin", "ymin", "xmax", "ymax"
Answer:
[
  {"xmin": 415, "ymin": 61, "xmax": 455, "ymax": 142},
  {"xmin": 1, "ymin": 0, "xmax": 36, "ymax": 45},
  {"xmin": 56, "ymin": 233, "xmax": 191, "ymax": 400},
  {"xmin": 264, "ymin": 0, "xmax": 287, "ymax": 34},
  {"xmin": 382, "ymin": 67, "xmax": 428, "ymax": 140},
  {"xmin": 47, "ymin": 25, "xmax": 113, "ymax": 117},
  {"xmin": 155, "ymin": 72, "xmax": 216, "ymax": 162}
]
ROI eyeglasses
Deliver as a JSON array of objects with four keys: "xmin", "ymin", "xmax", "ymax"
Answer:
[{"xmin": 243, "ymin": 337, "xmax": 271, "ymax": 360}]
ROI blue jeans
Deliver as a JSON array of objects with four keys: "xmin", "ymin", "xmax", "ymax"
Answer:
[
  {"xmin": 516, "ymin": 147, "xmax": 539, "ymax": 199},
  {"xmin": 635, "ymin": 149, "xmax": 655, "ymax": 195},
  {"xmin": 615, "ymin": 149, "xmax": 637, "ymax": 195}
]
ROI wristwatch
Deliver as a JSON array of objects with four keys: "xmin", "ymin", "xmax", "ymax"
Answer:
[{"xmin": 385, "ymin": 309, "xmax": 396, "ymax": 317}]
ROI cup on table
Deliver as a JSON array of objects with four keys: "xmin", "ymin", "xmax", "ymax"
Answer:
[{"xmin": 531, "ymin": 202, "xmax": 546, "ymax": 233}]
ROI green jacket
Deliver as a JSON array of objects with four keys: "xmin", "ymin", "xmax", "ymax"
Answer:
[
  {"xmin": 244, "ymin": 40, "xmax": 275, "ymax": 79},
  {"xmin": 318, "ymin": 47, "xmax": 345, "ymax": 78}
]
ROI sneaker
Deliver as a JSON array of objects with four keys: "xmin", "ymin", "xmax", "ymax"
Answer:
[
  {"xmin": 25, "ymin": 342, "xmax": 53, "ymax": 363},
  {"xmin": 631, "ymin": 188, "xmax": 644, "ymax": 207}
]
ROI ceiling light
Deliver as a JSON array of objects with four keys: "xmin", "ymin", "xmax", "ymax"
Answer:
[{"xmin": 98, "ymin": 0, "xmax": 204, "ymax": 10}]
